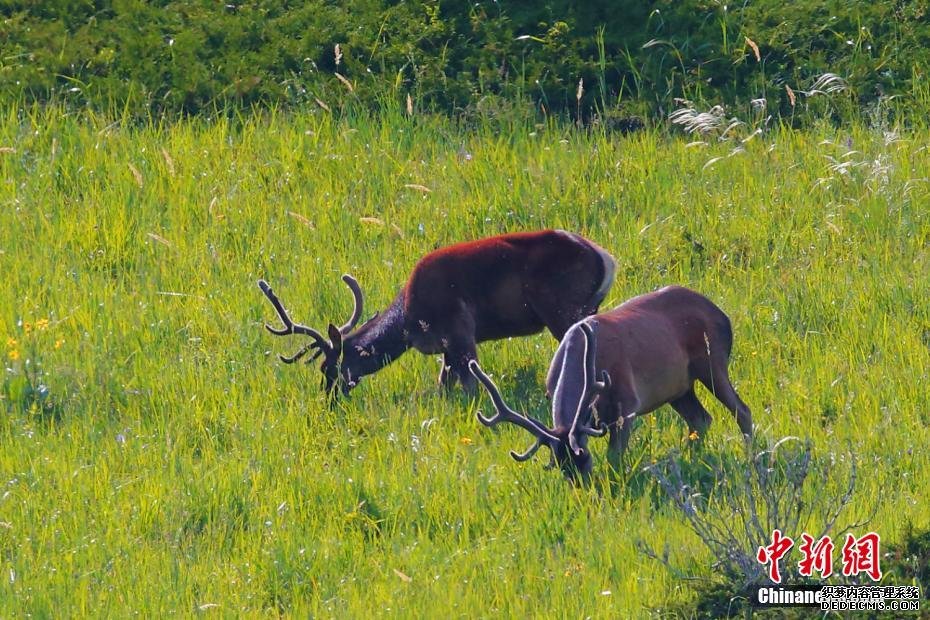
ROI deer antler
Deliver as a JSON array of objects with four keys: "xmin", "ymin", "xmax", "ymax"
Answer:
[
  {"xmin": 338, "ymin": 274, "xmax": 364, "ymax": 334},
  {"xmin": 258, "ymin": 280, "xmax": 331, "ymax": 363},
  {"xmin": 468, "ymin": 360, "xmax": 560, "ymax": 462},
  {"xmin": 568, "ymin": 322, "xmax": 608, "ymax": 454}
]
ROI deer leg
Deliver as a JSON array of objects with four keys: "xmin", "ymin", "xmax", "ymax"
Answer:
[
  {"xmin": 669, "ymin": 387, "xmax": 713, "ymax": 437},
  {"xmin": 604, "ymin": 391, "xmax": 642, "ymax": 471},
  {"xmin": 695, "ymin": 362, "xmax": 753, "ymax": 437},
  {"xmin": 444, "ymin": 341, "xmax": 478, "ymax": 394},
  {"xmin": 596, "ymin": 370, "xmax": 639, "ymax": 471},
  {"xmin": 598, "ymin": 400, "xmax": 623, "ymax": 472},
  {"xmin": 606, "ymin": 416, "xmax": 632, "ymax": 472},
  {"xmin": 438, "ymin": 309, "xmax": 478, "ymax": 394}
]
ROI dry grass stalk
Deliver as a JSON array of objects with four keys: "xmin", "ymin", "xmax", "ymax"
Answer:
[
  {"xmin": 208, "ymin": 196, "xmax": 224, "ymax": 220},
  {"xmin": 128, "ymin": 163, "xmax": 144, "ymax": 188},
  {"xmin": 403, "ymin": 184, "xmax": 431, "ymax": 193},
  {"xmin": 146, "ymin": 232, "xmax": 171, "ymax": 247},
  {"xmin": 161, "ymin": 148, "xmax": 175, "ymax": 176},
  {"xmin": 745, "ymin": 37, "xmax": 760, "ymax": 62},
  {"xmin": 335, "ymin": 72, "xmax": 354, "ymax": 92},
  {"xmin": 287, "ymin": 211, "xmax": 314, "ymax": 228}
]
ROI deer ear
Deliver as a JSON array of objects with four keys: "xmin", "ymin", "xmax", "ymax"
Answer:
[{"xmin": 327, "ymin": 323, "xmax": 343, "ymax": 355}]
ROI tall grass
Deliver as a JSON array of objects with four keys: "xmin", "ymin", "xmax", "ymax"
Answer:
[{"xmin": 0, "ymin": 106, "xmax": 927, "ymax": 615}]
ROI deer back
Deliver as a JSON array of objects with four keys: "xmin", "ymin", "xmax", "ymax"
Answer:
[
  {"xmin": 590, "ymin": 286, "xmax": 734, "ymax": 415},
  {"xmin": 403, "ymin": 230, "xmax": 614, "ymax": 342}
]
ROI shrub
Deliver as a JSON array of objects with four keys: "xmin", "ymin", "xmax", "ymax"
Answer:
[
  {"xmin": 640, "ymin": 437, "xmax": 870, "ymax": 617},
  {"xmin": 1, "ymin": 1, "xmax": 928, "ymax": 120}
]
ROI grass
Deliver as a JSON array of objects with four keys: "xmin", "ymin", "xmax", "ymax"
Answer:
[{"xmin": 0, "ymin": 105, "xmax": 927, "ymax": 616}]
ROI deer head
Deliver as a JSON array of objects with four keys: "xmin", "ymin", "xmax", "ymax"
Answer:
[
  {"xmin": 468, "ymin": 321, "xmax": 610, "ymax": 482},
  {"xmin": 258, "ymin": 275, "xmax": 363, "ymax": 397}
]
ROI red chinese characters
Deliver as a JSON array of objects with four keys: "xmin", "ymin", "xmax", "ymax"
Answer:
[
  {"xmin": 757, "ymin": 529, "xmax": 795, "ymax": 583},
  {"xmin": 841, "ymin": 532, "xmax": 882, "ymax": 581},
  {"xmin": 757, "ymin": 530, "xmax": 883, "ymax": 583},
  {"xmin": 798, "ymin": 533, "xmax": 834, "ymax": 578}
]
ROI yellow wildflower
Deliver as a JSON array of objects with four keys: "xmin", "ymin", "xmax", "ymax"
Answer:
[
  {"xmin": 22, "ymin": 322, "xmax": 32, "ymax": 334},
  {"xmin": 5, "ymin": 337, "xmax": 15, "ymax": 348},
  {"xmin": 54, "ymin": 339, "xmax": 64, "ymax": 350},
  {"xmin": 459, "ymin": 437, "xmax": 473, "ymax": 446},
  {"xmin": 7, "ymin": 349, "xmax": 19, "ymax": 361},
  {"xmin": 688, "ymin": 430, "xmax": 700, "ymax": 441},
  {"xmin": 36, "ymin": 319, "xmax": 50, "ymax": 330}
]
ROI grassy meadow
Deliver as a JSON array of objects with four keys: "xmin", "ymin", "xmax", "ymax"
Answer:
[{"xmin": 0, "ymin": 107, "xmax": 928, "ymax": 616}]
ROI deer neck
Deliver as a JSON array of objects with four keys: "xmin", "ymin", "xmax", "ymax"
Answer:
[{"xmin": 341, "ymin": 290, "xmax": 409, "ymax": 379}]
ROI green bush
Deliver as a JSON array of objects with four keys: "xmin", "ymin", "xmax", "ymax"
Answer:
[{"xmin": 1, "ymin": 1, "xmax": 928, "ymax": 120}]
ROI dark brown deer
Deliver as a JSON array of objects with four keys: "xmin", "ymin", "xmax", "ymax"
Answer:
[
  {"xmin": 259, "ymin": 230, "xmax": 616, "ymax": 397},
  {"xmin": 469, "ymin": 286, "xmax": 753, "ymax": 481}
]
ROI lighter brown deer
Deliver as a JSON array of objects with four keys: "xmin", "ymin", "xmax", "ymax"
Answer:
[{"xmin": 470, "ymin": 286, "xmax": 753, "ymax": 481}]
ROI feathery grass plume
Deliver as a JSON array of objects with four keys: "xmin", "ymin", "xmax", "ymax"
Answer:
[
  {"xmin": 669, "ymin": 102, "xmax": 743, "ymax": 137},
  {"xmin": 804, "ymin": 73, "xmax": 848, "ymax": 97}
]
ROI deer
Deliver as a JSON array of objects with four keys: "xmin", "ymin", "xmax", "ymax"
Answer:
[
  {"xmin": 468, "ymin": 285, "xmax": 754, "ymax": 482},
  {"xmin": 258, "ymin": 229, "xmax": 616, "ymax": 397}
]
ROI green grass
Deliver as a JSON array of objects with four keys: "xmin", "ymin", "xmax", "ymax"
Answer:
[{"xmin": 0, "ymin": 106, "xmax": 927, "ymax": 616}]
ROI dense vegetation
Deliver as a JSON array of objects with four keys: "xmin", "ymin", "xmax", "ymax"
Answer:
[
  {"xmin": 2, "ymin": 1, "xmax": 929, "ymax": 120},
  {"xmin": 0, "ymin": 106, "xmax": 927, "ymax": 615}
]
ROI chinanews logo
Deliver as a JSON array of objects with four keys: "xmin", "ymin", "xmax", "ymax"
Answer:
[
  {"xmin": 753, "ymin": 585, "xmax": 823, "ymax": 607},
  {"xmin": 751, "ymin": 530, "xmax": 922, "ymax": 613}
]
